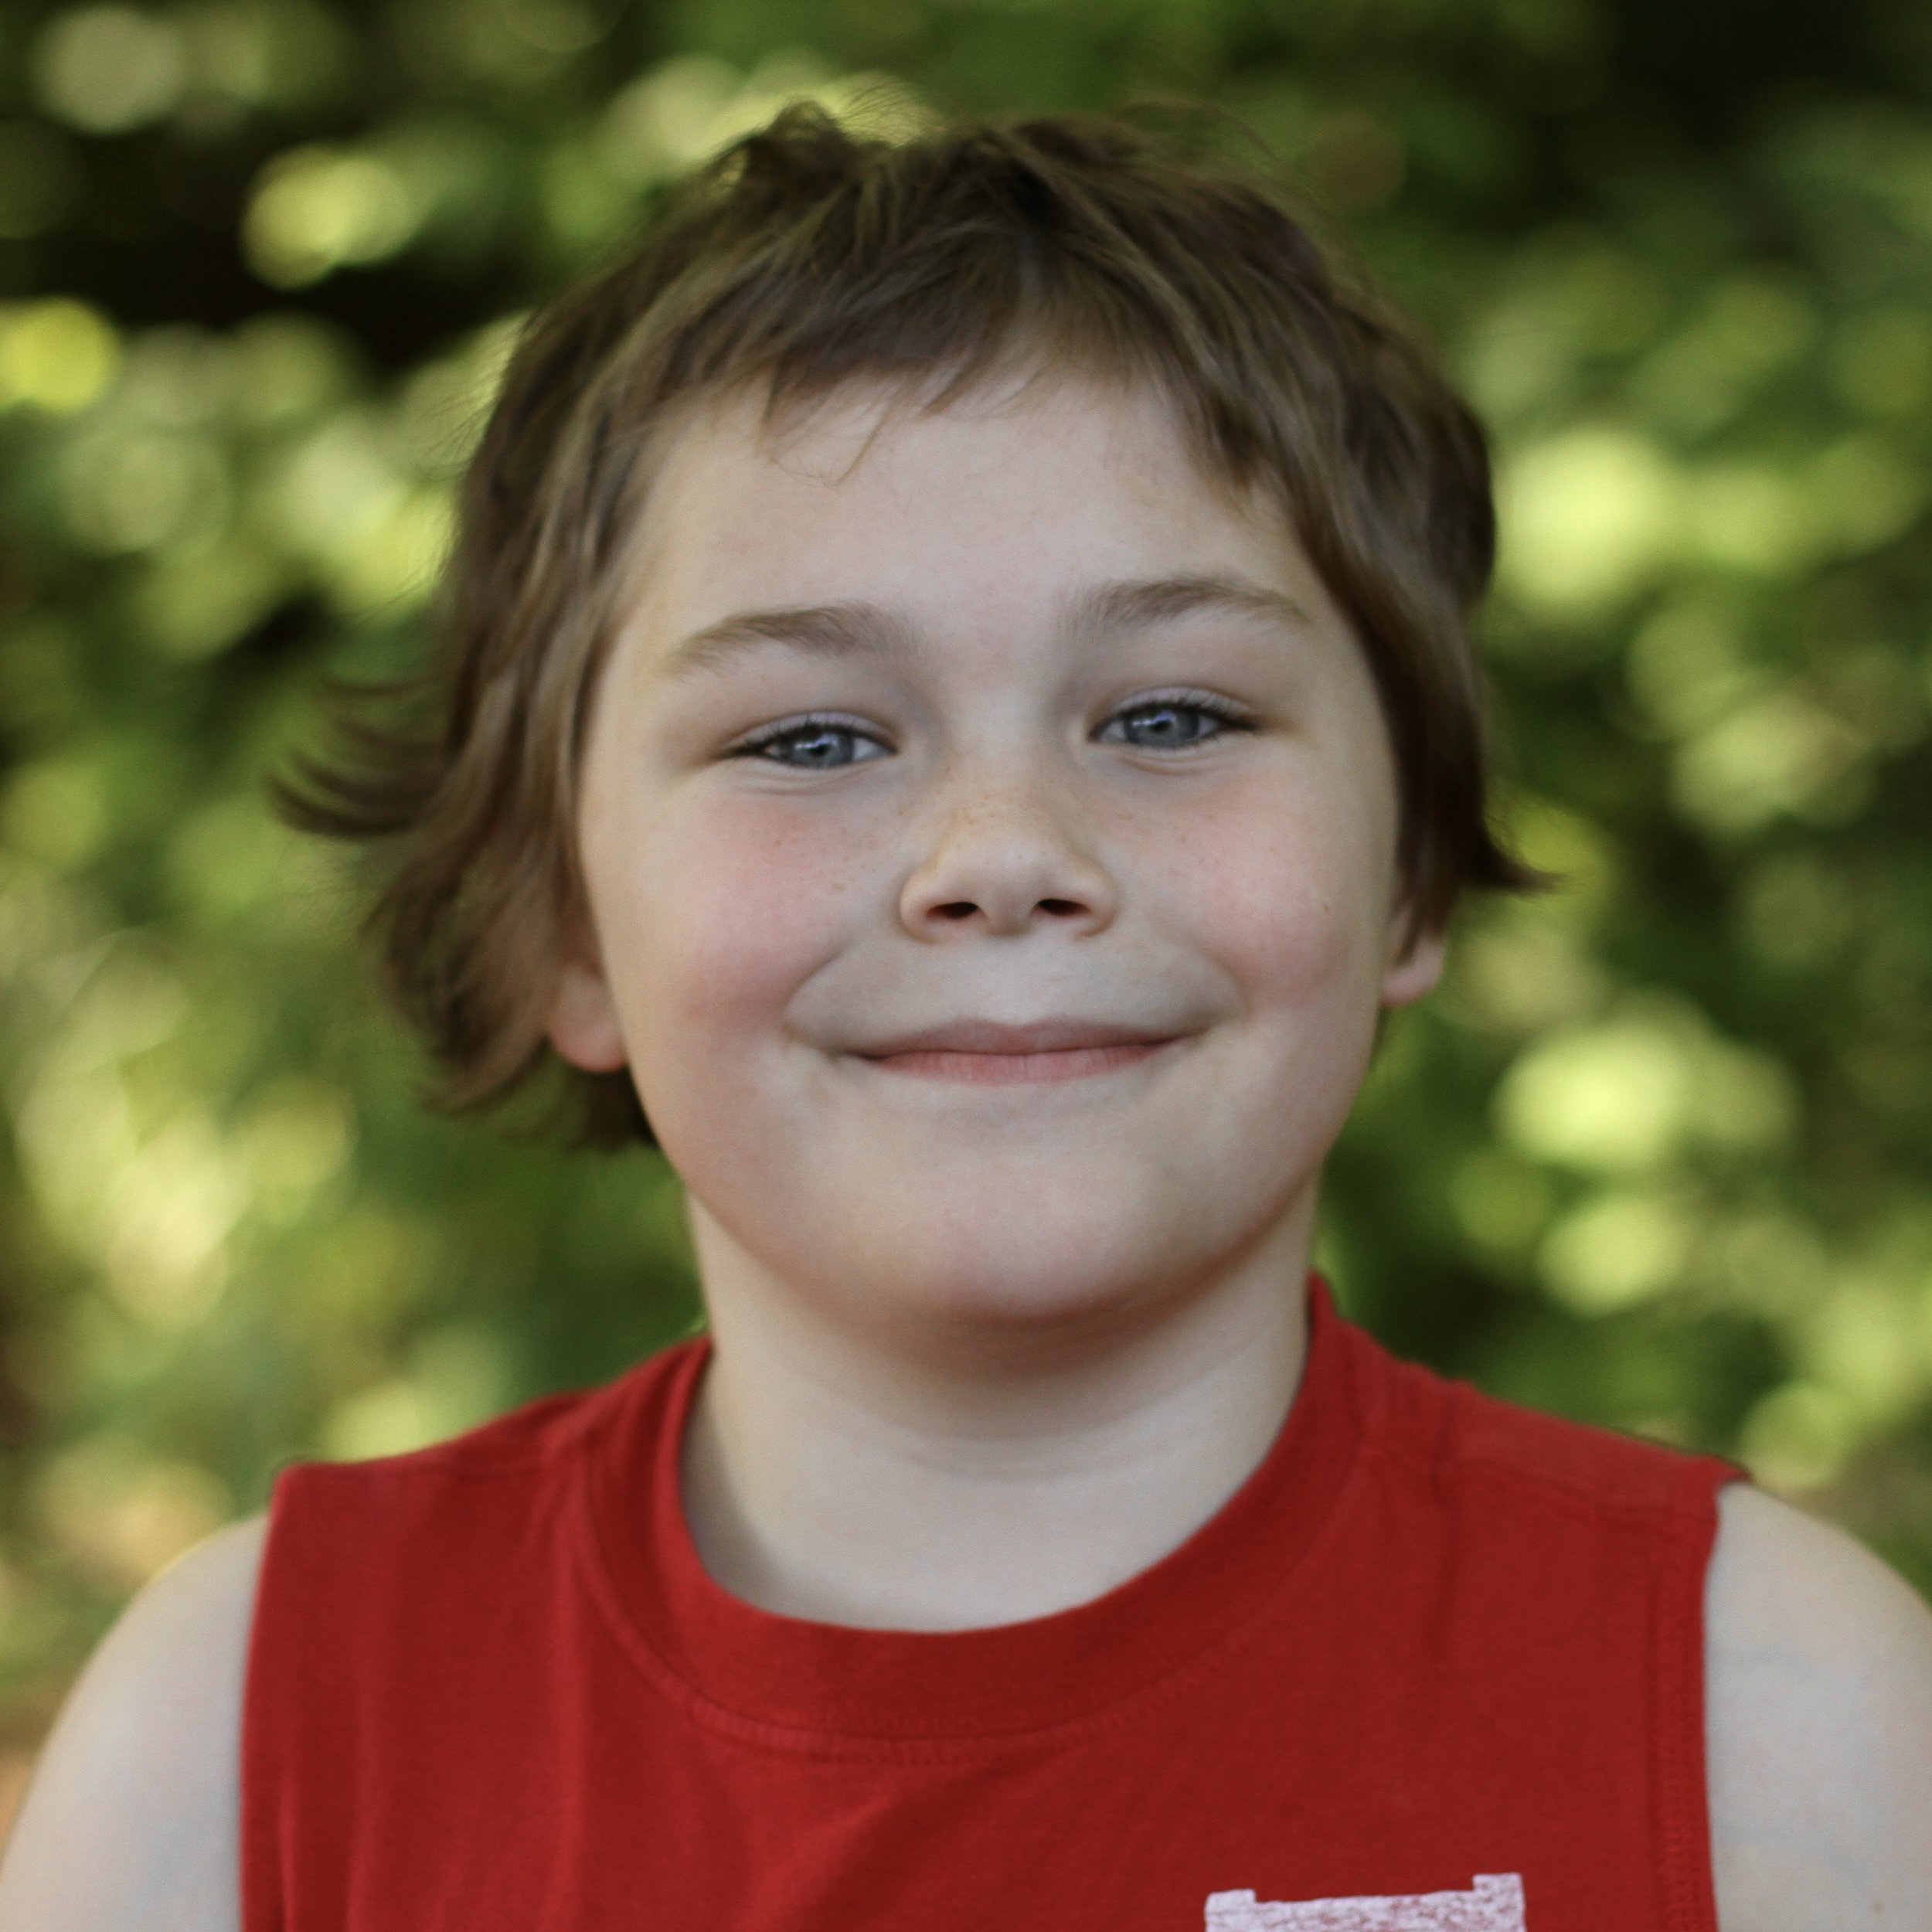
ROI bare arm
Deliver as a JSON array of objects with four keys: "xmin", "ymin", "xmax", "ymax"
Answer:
[
  {"xmin": 0, "ymin": 1512, "xmax": 267, "ymax": 1932},
  {"xmin": 1706, "ymin": 1481, "xmax": 1932, "ymax": 1929}
]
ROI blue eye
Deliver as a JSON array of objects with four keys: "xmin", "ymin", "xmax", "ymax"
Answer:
[
  {"xmin": 1104, "ymin": 695, "xmax": 1253, "ymax": 751},
  {"xmin": 730, "ymin": 716, "xmax": 886, "ymax": 769},
  {"xmin": 728, "ymin": 693, "xmax": 1253, "ymax": 769}
]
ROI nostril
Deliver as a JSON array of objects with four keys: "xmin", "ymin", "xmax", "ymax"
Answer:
[
  {"xmin": 1039, "ymin": 899, "xmax": 1082, "ymax": 915},
  {"xmin": 937, "ymin": 903, "xmax": 976, "ymax": 920}
]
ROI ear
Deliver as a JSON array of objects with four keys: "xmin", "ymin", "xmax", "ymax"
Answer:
[
  {"xmin": 546, "ymin": 951, "xmax": 630, "ymax": 1073},
  {"xmin": 1379, "ymin": 917, "xmax": 1446, "ymax": 1009}
]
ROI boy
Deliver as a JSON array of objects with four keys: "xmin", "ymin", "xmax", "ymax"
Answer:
[{"xmin": 4, "ymin": 107, "xmax": 1930, "ymax": 1932}]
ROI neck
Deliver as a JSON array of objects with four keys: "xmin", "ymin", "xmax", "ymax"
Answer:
[{"xmin": 678, "ymin": 1207, "xmax": 1315, "ymax": 1631}]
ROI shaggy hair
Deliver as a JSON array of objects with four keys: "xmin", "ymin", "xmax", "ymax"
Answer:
[{"xmin": 284, "ymin": 104, "xmax": 1534, "ymax": 1148}]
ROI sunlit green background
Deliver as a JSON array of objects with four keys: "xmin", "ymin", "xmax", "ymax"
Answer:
[{"xmin": 5, "ymin": 0, "xmax": 1932, "ymax": 1828}]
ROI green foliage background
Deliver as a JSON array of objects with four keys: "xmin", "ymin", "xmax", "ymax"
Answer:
[{"xmin": 4, "ymin": 0, "xmax": 1932, "ymax": 1807}]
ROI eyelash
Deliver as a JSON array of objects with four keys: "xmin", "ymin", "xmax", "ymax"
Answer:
[{"xmin": 726, "ymin": 692, "xmax": 1259, "ymax": 768}]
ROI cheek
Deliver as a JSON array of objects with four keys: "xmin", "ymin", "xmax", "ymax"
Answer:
[
  {"xmin": 598, "ymin": 798, "xmax": 865, "ymax": 1053},
  {"xmin": 1161, "ymin": 776, "xmax": 1388, "ymax": 1005}
]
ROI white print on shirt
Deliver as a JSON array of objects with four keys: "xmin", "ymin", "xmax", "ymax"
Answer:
[{"xmin": 1204, "ymin": 1872, "xmax": 1526, "ymax": 1931}]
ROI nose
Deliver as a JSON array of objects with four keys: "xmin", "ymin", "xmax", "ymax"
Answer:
[{"xmin": 898, "ymin": 753, "xmax": 1118, "ymax": 940}]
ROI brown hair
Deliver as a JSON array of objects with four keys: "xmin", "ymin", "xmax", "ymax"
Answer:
[{"xmin": 284, "ymin": 103, "xmax": 1535, "ymax": 1148}]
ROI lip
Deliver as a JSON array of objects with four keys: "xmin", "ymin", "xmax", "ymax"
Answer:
[
  {"xmin": 862, "ymin": 1039, "xmax": 1179, "ymax": 1084},
  {"xmin": 857, "ymin": 1019, "xmax": 1182, "ymax": 1056},
  {"xmin": 851, "ymin": 1019, "xmax": 1187, "ymax": 1085}
]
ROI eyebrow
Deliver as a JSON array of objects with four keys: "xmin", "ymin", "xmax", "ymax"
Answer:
[
  {"xmin": 650, "ymin": 572, "xmax": 1312, "ymax": 685},
  {"xmin": 1069, "ymin": 573, "xmax": 1311, "ymax": 639}
]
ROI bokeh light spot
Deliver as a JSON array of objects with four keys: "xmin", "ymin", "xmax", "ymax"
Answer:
[
  {"xmin": 31, "ymin": 6, "xmax": 189, "ymax": 134},
  {"xmin": 243, "ymin": 145, "xmax": 423, "ymax": 287},
  {"xmin": 1538, "ymin": 1185, "xmax": 1697, "ymax": 1315},
  {"xmin": 0, "ymin": 300, "xmax": 122, "ymax": 413},
  {"xmin": 1495, "ymin": 425, "xmax": 1679, "ymax": 617}
]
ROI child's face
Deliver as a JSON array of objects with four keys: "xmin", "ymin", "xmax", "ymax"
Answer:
[{"xmin": 551, "ymin": 372, "xmax": 1442, "ymax": 1352}]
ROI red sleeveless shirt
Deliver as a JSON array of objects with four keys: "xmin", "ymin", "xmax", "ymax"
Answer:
[{"xmin": 242, "ymin": 1279, "xmax": 1745, "ymax": 1931}]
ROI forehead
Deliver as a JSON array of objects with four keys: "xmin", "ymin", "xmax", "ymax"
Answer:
[{"xmin": 617, "ymin": 370, "xmax": 1333, "ymax": 641}]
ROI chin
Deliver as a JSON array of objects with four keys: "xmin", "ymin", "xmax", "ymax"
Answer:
[{"xmin": 842, "ymin": 1208, "xmax": 1202, "ymax": 1339}]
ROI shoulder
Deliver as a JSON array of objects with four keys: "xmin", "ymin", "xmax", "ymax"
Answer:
[
  {"xmin": 0, "ymin": 1512, "xmax": 267, "ymax": 1932},
  {"xmin": 1704, "ymin": 1481, "xmax": 1932, "ymax": 1929},
  {"xmin": 1385, "ymin": 1349, "xmax": 1723, "ymax": 1516}
]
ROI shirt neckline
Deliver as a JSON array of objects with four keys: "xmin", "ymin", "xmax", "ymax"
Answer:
[{"xmin": 578, "ymin": 1274, "xmax": 1372, "ymax": 1746}]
